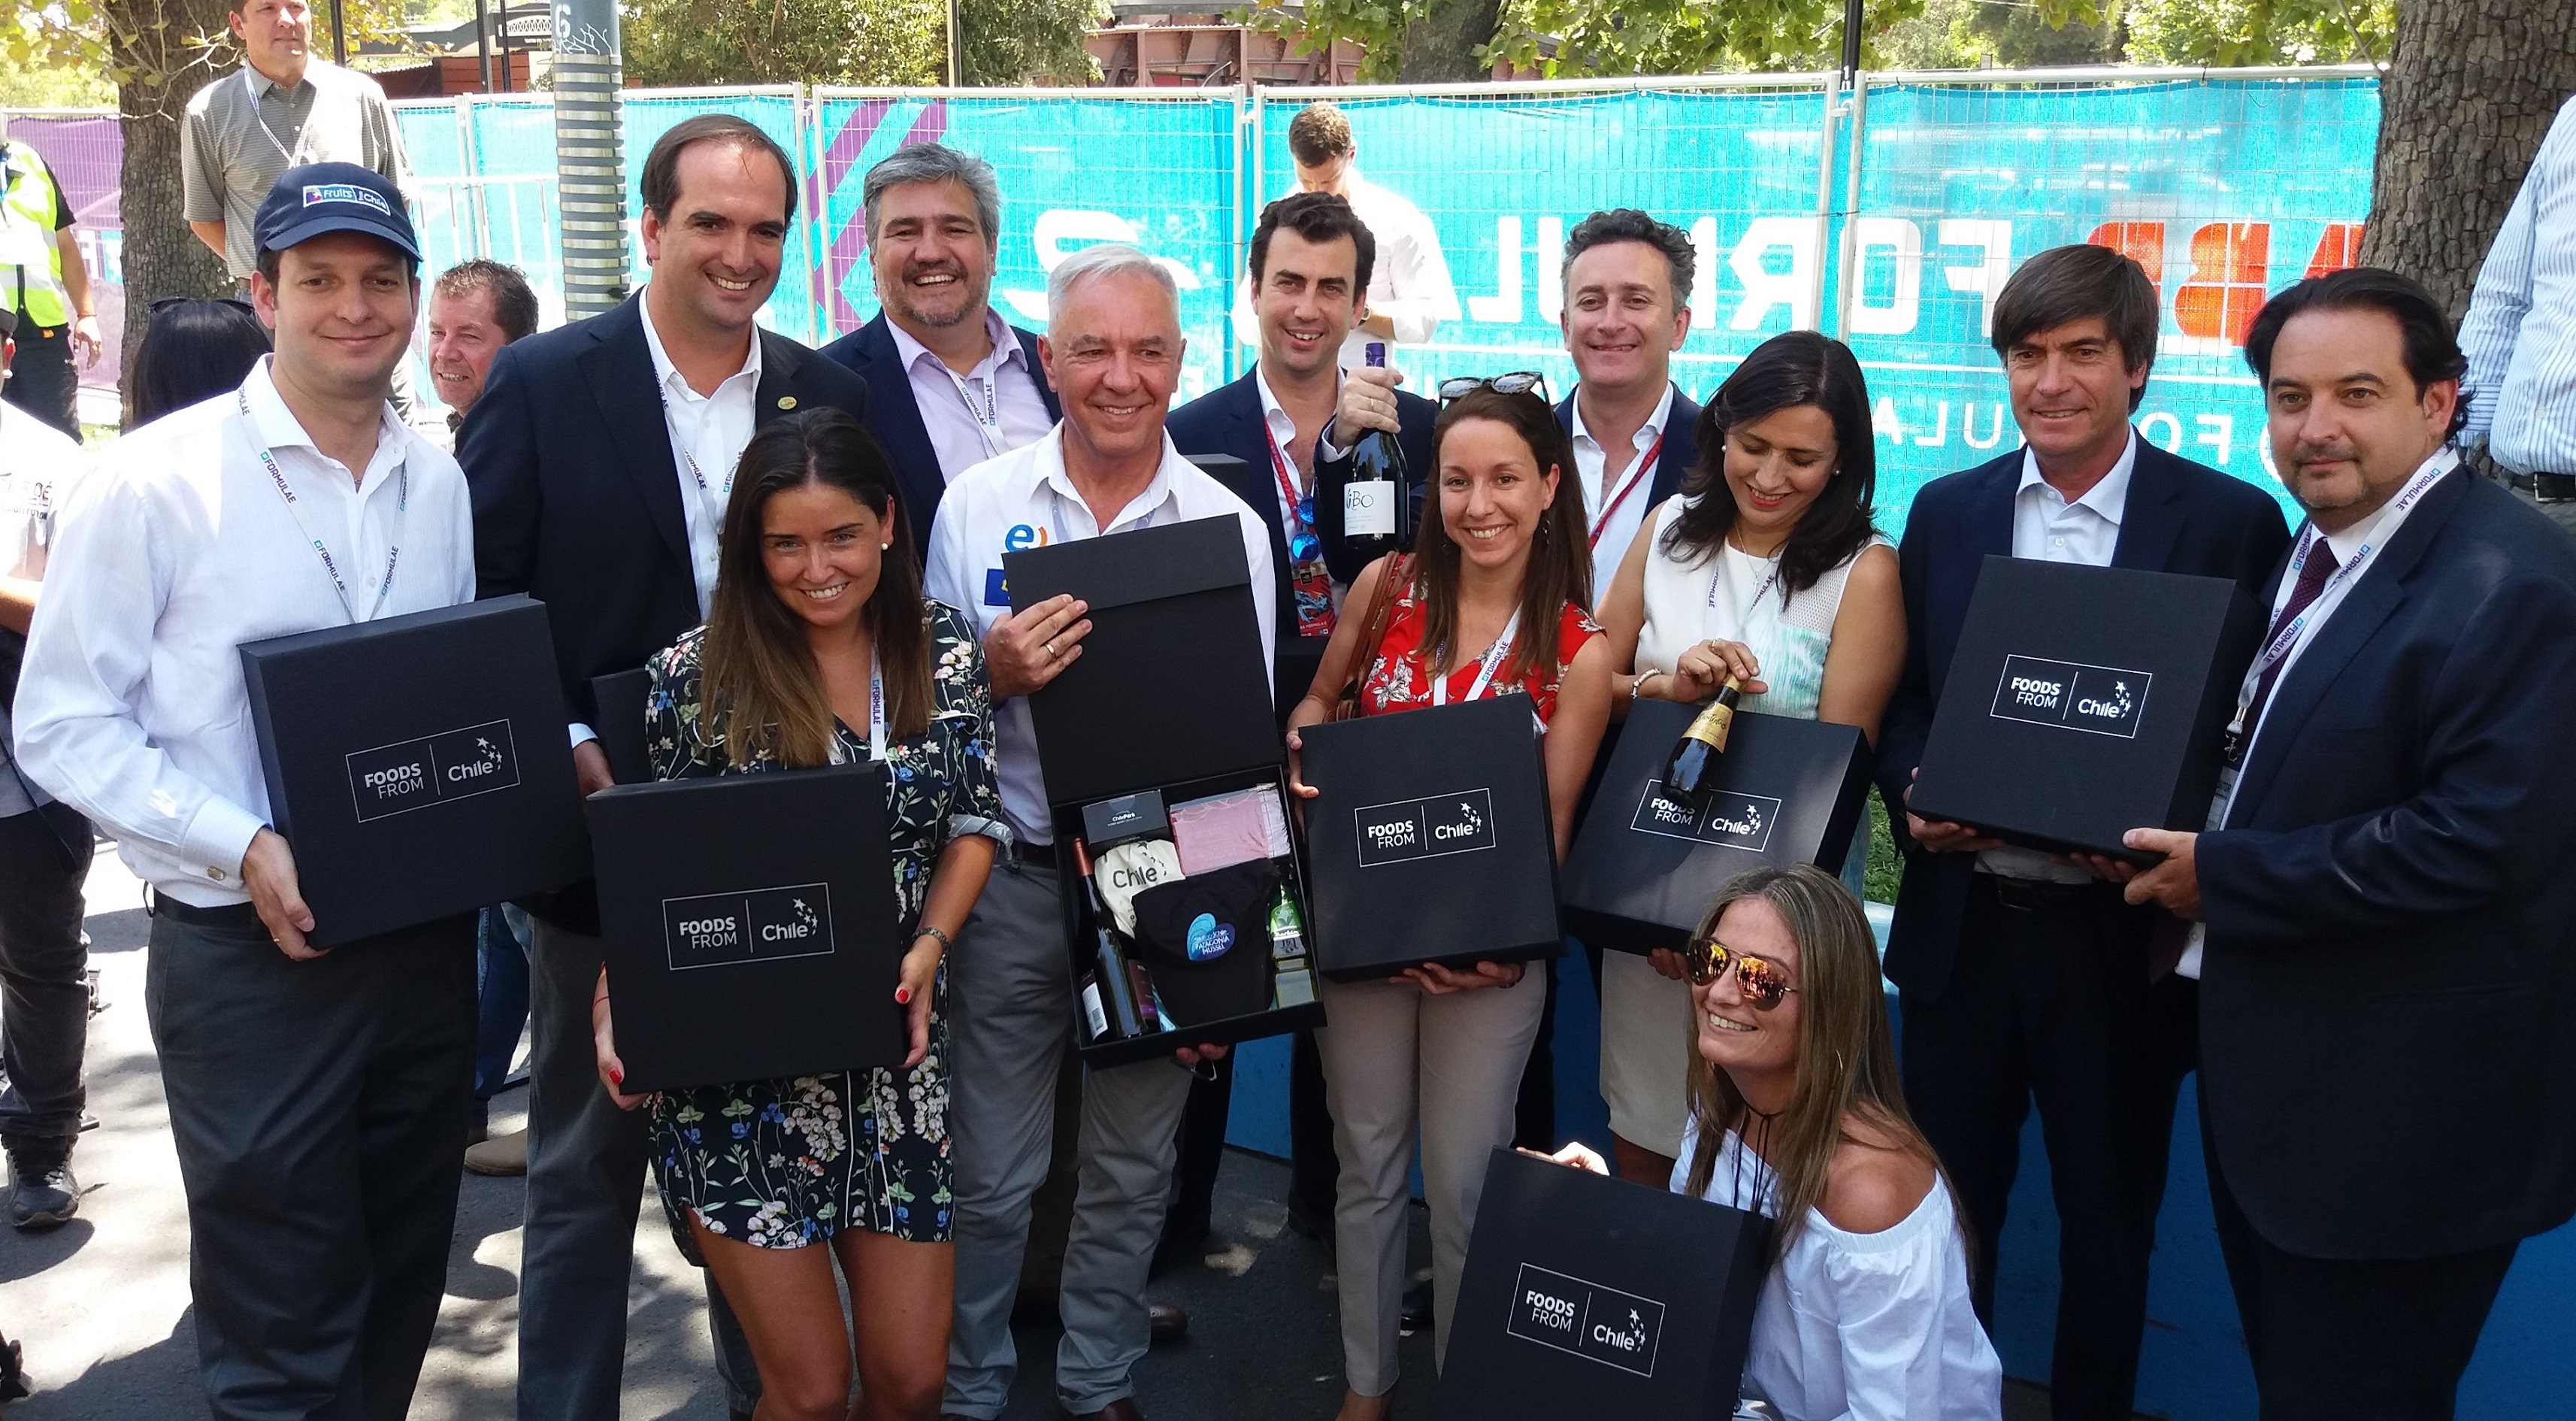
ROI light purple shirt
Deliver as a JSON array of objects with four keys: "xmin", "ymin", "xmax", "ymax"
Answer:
[{"xmin": 888, "ymin": 307, "xmax": 1057, "ymax": 486}]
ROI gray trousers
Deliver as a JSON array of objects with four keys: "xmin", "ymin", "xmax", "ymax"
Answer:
[
  {"xmin": 946, "ymin": 857, "xmax": 1196, "ymax": 1418},
  {"xmin": 145, "ymin": 902, "xmax": 477, "ymax": 1421},
  {"xmin": 519, "ymin": 916, "xmax": 758, "ymax": 1419},
  {"xmin": 0, "ymin": 802, "xmax": 91, "ymax": 1147}
]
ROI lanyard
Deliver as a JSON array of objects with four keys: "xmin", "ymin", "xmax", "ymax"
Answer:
[
  {"xmin": 656, "ymin": 380, "xmax": 735, "ymax": 514},
  {"xmin": 1261, "ymin": 418, "xmax": 1312, "ymax": 532},
  {"xmin": 1588, "ymin": 427, "xmax": 1663, "ymax": 550},
  {"xmin": 2224, "ymin": 457, "xmax": 2452, "ymax": 747},
  {"xmin": 1431, "ymin": 607, "xmax": 1522, "ymax": 707},
  {"xmin": 938, "ymin": 362, "xmax": 1011, "ymax": 461},
  {"xmin": 244, "ymin": 67, "xmax": 306, "ymax": 165},
  {"xmin": 824, "ymin": 650, "xmax": 889, "ymax": 765},
  {"xmin": 1707, "ymin": 553, "xmax": 1784, "ymax": 616},
  {"xmin": 235, "ymin": 389, "xmax": 405, "ymax": 624}
]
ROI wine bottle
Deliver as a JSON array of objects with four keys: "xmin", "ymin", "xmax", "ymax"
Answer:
[
  {"xmin": 1336, "ymin": 342, "xmax": 1411, "ymax": 565},
  {"xmin": 1267, "ymin": 883, "xmax": 1318, "ymax": 1009},
  {"xmin": 1072, "ymin": 838, "xmax": 1149, "ymax": 1041},
  {"xmin": 1660, "ymin": 675, "xmax": 1745, "ymax": 801}
]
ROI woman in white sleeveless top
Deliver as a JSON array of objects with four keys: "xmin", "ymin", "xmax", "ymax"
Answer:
[{"xmin": 1594, "ymin": 331, "xmax": 1904, "ymax": 1186}]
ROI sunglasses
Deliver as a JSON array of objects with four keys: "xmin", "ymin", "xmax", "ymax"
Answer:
[
  {"xmin": 1685, "ymin": 938, "xmax": 1800, "ymax": 1010},
  {"xmin": 1436, "ymin": 371, "xmax": 1550, "ymax": 404}
]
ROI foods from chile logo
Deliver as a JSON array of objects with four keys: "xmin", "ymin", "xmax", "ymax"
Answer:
[{"xmin": 344, "ymin": 719, "xmax": 522, "ymax": 823}]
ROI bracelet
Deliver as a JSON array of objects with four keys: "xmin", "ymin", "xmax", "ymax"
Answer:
[
  {"xmin": 914, "ymin": 925, "xmax": 954, "ymax": 952},
  {"xmin": 1630, "ymin": 669, "xmax": 1662, "ymax": 701}
]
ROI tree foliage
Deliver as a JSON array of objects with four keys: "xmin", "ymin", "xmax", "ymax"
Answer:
[
  {"xmin": 622, "ymin": 0, "xmax": 1099, "ymax": 86},
  {"xmin": 961, "ymin": 0, "xmax": 1104, "ymax": 84},
  {"xmin": 2121, "ymin": 0, "xmax": 2393, "ymax": 65}
]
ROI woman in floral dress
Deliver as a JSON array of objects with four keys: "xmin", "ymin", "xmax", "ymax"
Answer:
[{"xmin": 592, "ymin": 408, "xmax": 1005, "ymax": 1421}]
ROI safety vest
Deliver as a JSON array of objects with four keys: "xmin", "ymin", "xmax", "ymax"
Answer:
[{"xmin": 0, "ymin": 141, "xmax": 70, "ymax": 329}]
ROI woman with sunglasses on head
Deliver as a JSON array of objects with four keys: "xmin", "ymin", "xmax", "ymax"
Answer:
[
  {"xmin": 1549, "ymin": 864, "xmax": 1999, "ymax": 1421},
  {"xmin": 590, "ymin": 409, "xmax": 1004, "ymax": 1421},
  {"xmin": 1285, "ymin": 379, "xmax": 1612, "ymax": 1421},
  {"xmin": 126, "ymin": 296, "xmax": 271, "ymax": 427},
  {"xmin": 1594, "ymin": 330, "xmax": 1904, "ymax": 1189}
]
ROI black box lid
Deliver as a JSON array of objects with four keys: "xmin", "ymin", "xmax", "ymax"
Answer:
[
  {"xmin": 586, "ymin": 763, "xmax": 905, "ymax": 1092},
  {"xmin": 1005, "ymin": 516, "xmax": 1276, "ymax": 806},
  {"xmin": 1909, "ymin": 556, "xmax": 2260, "ymax": 857}
]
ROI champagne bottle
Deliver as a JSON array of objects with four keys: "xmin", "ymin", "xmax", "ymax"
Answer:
[
  {"xmin": 1334, "ymin": 342, "xmax": 1411, "ymax": 565},
  {"xmin": 1267, "ymin": 883, "xmax": 1318, "ymax": 1009},
  {"xmin": 1072, "ymin": 838, "xmax": 1149, "ymax": 1041},
  {"xmin": 1660, "ymin": 675, "xmax": 1745, "ymax": 801}
]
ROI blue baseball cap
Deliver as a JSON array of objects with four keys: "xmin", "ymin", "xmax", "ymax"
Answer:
[{"xmin": 253, "ymin": 162, "xmax": 420, "ymax": 264}]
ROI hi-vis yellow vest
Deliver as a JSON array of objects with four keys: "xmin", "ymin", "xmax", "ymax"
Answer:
[{"xmin": 0, "ymin": 141, "xmax": 69, "ymax": 329}]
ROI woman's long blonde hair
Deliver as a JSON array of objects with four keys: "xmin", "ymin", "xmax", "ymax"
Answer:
[{"xmin": 1682, "ymin": 864, "xmax": 1951, "ymax": 1266}]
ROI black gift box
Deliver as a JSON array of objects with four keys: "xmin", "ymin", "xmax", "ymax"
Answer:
[
  {"xmin": 1439, "ymin": 1148, "xmax": 1772, "ymax": 1420},
  {"xmin": 1909, "ymin": 556, "xmax": 2262, "ymax": 860},
  {"xmin": 1297, "ymin": 695, "xmax": 1564, "ymax": 982},
  {"xmin": 591, "ymin": 668, "xmax": 655, "ymax": 785},
  {"xmin": 1004, "ymin": 515, "xmax": 1327, "ymax": 1067},
  {"xmin": 586, "ymin": 764, "xmax": 905, "ymax": 1092},
  {"xmin": 1562, "ymin": 701, "xmax": 1872, "ymax": 955},
  {"xmin": 238, "ymin": 595, "xmax": 586, "ymax": 948}
]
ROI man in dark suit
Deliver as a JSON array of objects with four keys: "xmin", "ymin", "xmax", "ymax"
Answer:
[
  {"xmin": 1551, "ymin": 209, "xmax": 1703, "ymax": 599},
  {"xmin": 816, "ymin": 141, "xmax": 1058, "ymax": 559},
  {"xmin": 458, "ymin": 114, "xmax": 870, "ymax": 1421},
  {"xmin": 1163, "ymin": 190, "xmax": 1435, "ymax": 1253},
  {"xmin": 2119, "ymin": 268, "xmax": 2576, "ymax": 1420},
  {"xmin": 1875, "ymin": 244, "xmax": 2289, "ymax": 1421}
]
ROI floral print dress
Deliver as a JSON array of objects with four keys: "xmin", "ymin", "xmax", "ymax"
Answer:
[{"xmin": 640, "ymin": 600, "xmax": 1006, "ymax": 1248}]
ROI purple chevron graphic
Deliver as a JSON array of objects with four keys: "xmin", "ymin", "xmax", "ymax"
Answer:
[{"xmin": 820, "ymin": 102, "xmax": 949, "ymax": 335}]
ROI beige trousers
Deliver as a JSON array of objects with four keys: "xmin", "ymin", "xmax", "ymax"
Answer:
[{"xmin": 1313, "ymin": 969, "xmax": 1548, "ymax": 1397}]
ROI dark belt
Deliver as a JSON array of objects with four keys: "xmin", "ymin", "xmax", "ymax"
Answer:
[
  {"xmin": 145, "ymin": 889, "xmax": 262, "ymax": 930},
  {"xmin": 2505, "ymin": 470, "xmax": 2576, "ymax": 503},
  {"xmin": 1975, "ymin": 873, "xmax": 2117, "ymax": 912},
  {"xmin": 1010, "ymin": 839, "xmax": 1059, "ymax": 870}
]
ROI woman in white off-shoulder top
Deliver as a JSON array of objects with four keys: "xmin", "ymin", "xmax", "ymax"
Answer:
[{"xmin": 1547, "ymin": 864, "xmax": 1999, "ymax": 1421}]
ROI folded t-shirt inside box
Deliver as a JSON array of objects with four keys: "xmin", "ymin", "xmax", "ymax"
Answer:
[{"xmin": 1169, "ymin": 785, "xmax": 1293, "ymax": 874}]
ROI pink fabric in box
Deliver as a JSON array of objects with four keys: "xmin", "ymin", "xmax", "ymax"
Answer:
[{"xmin": 1170, "ymin": 786, "xmax": 1292, "ymax": 875}]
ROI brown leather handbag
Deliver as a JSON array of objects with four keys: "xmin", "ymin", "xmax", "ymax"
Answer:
[{"xmin": 1331, "ymin": 554, "xmax": 1411, "ymax": 722}]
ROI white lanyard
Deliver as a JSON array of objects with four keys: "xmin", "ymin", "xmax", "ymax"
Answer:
[
  {"xmin": 822, "ymin": 651, "xmax": 889, "ymax": 766},
  {"xmin": 656, "ymin": 380, "xmax": 736, "ymax": 521},
  {"xmin": 2224, "ymin": 458, "xmax": 2452, "ymax": 747},
  {"xmin": 236, "ymin": 389, "xmax": 405, "ymax": 625},
  {"xmin": 244, "ymin": 67, "xmax": 306, "ymax": 165},
  {"xmin": 1588, "ymin": 428, "xmax": 1663, "ymax": 550},
  {"xmin": 938, "ymin": 363, "xmax": 1011, "ymax": 461},
  {"xmin": 1431, "ymin": 607, "xmax": 1521, "ymax": 707}
]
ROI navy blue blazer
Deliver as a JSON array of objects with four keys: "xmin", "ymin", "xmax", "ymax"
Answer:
[
  {"xmin": 1874, "ymin": 438, "xmax": 2291, "ymax": 1001},
  {"xmin": 1554, "ymin": 383, "xmax": 1703, "ymax": 535},
  {"xmin": 459, "ymin": 295, "xmax": 872, "ymax": 923},
  {"xmin": 2197, "ymin": 468, "xmax": 2576, "ymax": 1260},
  {"xmin": 816, "ymin": 312, "xmax": 1058, "ymax": 561}
]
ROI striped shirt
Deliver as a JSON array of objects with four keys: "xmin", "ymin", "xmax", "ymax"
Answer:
[
  {"xmin": 2461, "ymin": 95, "xmax": 2576, "ymax": 477},
  {"xmin": 181, "ymin": 61, "xmax": 410, "ymax": 280}
]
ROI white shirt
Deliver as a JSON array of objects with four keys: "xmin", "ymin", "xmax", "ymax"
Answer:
[
  {"xmin": 14, "ymin": 358, "xmax": 475, "ymax": 906},
  {"xmin": 1675, "ymin": 1123, "xmax": 2003, "ymax": 1421},
  {"xmin": 2176, "ymin": 449, "xmax": 2459, "ymax": 979},
  {"xmin": 888, "ymin": 306, "xmax": 1056, "ymax": 485},
  {"xmin": 1981, "ymin": 430, "xmax": 2140, "ymax": 883},
  {"xmin": 0, "ymin": 401, "xmax": 87, "ymax": 817},
  {"xmin": 2461, "ymin": 95, "xmax": 2576, "ymax": 474},
  {"xmin": 638, "ymin": 289, "xmax": 761, "ymax": 618},
  {"xmin": 923, "ymin": 426, "xmax": 1278, "ymax": 845},
  {"xmin": 1570, "ymin": 380, "xmax": 1678, "ymax": 598},
  {"xmin": 1255, "ymin": 363, "xmax": 1342, "ymax": 544},
  {"xmin": 1231, "ymin": 168, "xmax": 1464, "ymax": 370}
]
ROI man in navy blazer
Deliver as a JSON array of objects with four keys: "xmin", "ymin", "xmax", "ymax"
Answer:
[
  {"xmin": 816, "ymin": 142, "xmax": 1059, "ymax": 560},
  {"xmin": 1875, "ymin": 246, "xmax": 2288, "ymax": 1421},
  {"xmin": 1552, "ymin": 210, "xmax": 1704, "ymax": 598},
  {"xmin": 459, "ymin": 114, "xmax": 870, "ymax": 1421},
  {"xmin": 2120, "ymin": 269, "xmax": 2576, "ymax": 1419}
]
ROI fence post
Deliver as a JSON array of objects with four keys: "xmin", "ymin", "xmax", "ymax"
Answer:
[
  {"xmin": 1833, "ymin": 72, "xmax": 1871, "ymax": 339},
  {"xmin": 1809, "ymin": 71, "xmax": 1842, "ymax": 334},
  {"xmin": 793, "ymin": 84, "xmax": 828, "ymax": 346}
]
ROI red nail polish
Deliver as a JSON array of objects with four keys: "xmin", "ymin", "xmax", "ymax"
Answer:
[
  {"xmin": 610, "ymin": 1067, "xmax": 622, "ymax": 1084},
  {"xmin": 895, "ymin": 987, "xmax": 912, "ymax": 1005}
]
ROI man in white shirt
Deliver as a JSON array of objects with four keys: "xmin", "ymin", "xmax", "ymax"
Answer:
[
  {"xmin": 456, "ymin": 113, "xmax": 873, "ymax": 1421},
  {"xmin": 2459, "ymin": 92, "xmax": 2576, "ymax": 535},
  {"xmin": 819, "ymin": 142, "xmax": 1060, "ymax": 558},
  {"xmin": 924, "ymin": 243, "xmax": 1273, "ymax": 1421},
  {"xmin": 2119, "ymin": 268, "xmax": 2576, "ymax": 1419},
  {"xmin": 1234, "ymin": 102, "xmax": 1461, "ymax": 371},
  {"xmin": 0, "ymin": 307, "xmax": 95, "ymax": 1233},
  {"xmin": 1879, "ymin": 244, "xmax": 2288, "ymax": 1421},
  {"xmin": 16, "ymin": 162, "xmax": 477, "ymax": 1421}
]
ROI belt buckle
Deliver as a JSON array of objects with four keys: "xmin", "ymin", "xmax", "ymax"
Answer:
[{"xmin": 2532, "ymin": 472, "xmax": 2576, "ymax": 504}]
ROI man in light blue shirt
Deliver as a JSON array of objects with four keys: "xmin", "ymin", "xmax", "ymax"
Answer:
[{"xmin": 2461, "ymin": 93, "xmax": 2576, "ymax": 534}]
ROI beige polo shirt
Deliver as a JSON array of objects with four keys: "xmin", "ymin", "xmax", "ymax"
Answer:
[{"xmin": 181, "ymin": 60, "xmax": 410, "ymax": 280}]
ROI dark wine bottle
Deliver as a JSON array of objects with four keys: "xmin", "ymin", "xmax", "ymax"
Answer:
[
  {"xmin": 1336, "ymin": 341, "xmax": 1411, "ymax": 565},
  {"xmin": 1072, "ymin": 838, "xmax": 1149, "ymax": 1041},
  {"xmin": 1660, "ymin": 675, "xmax": 1745, "ymax": 801}
]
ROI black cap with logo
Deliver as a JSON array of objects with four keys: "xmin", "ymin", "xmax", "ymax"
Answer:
[{"xmin": 253, "ymin": 162, "xmax": 421, "ymax": 264}]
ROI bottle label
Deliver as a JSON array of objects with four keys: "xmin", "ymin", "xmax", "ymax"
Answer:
[
  {"xmin": 1346, "ymin": 478, "xmax": 1396, "ymax": 536},
  {"xmin": 1082, "ymin": 980, "xmax": 1109, "ymax": 1041}
]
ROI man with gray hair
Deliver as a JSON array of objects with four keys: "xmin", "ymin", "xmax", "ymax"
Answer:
[
  {"xmin": 923, "ymin": 242, "xmax": 1275, "ymax": 1421},
  {"xmin": 823, "ymin": 141, "xmax": 1061, "ymax": 557}
]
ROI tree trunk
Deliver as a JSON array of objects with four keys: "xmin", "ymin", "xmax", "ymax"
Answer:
[
  {"xmin": 2355, "ymin": 0, "xmax": 2576, "ymax": 320},
  {"xmin": 1394, "ymin": 0, "xmax": 1502, "ymax": 82},
  {"xmin": 107, "ymin": 0, "xmax": 238, "ymax": 425}
]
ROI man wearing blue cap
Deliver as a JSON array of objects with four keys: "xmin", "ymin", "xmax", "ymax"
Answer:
[{"xmin": 14, "ymin": 161, "xmax": 477, "ymax": 1421}]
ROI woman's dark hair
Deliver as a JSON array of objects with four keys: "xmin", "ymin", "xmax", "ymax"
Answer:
[
  {"xmin": 127, "ymin": 298, "xmax": 271, "ymax": 427},
  {"xmin": 1663, "ymin": 331, "xmax": 1878, "ymax": 602},
  {"xmin": 699, "ymin": 408, "xmax": 929, "ymax": 768},
  {"xmin": 2244, "ymin": 266, "xmax": 2472, "ymax": 442},
  {"xmin": 1411, "ymin": 385, "xmax": 1593, "ymax": 686}
]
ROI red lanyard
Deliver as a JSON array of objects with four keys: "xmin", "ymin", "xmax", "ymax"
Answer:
[
  {"xmin": 1588, "ymin": 428, "xmax": 1663, "ymax": 550},
  {"xmin": 1261, "ymin": 420, "xmax": 1307, "ymax": 530}
]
